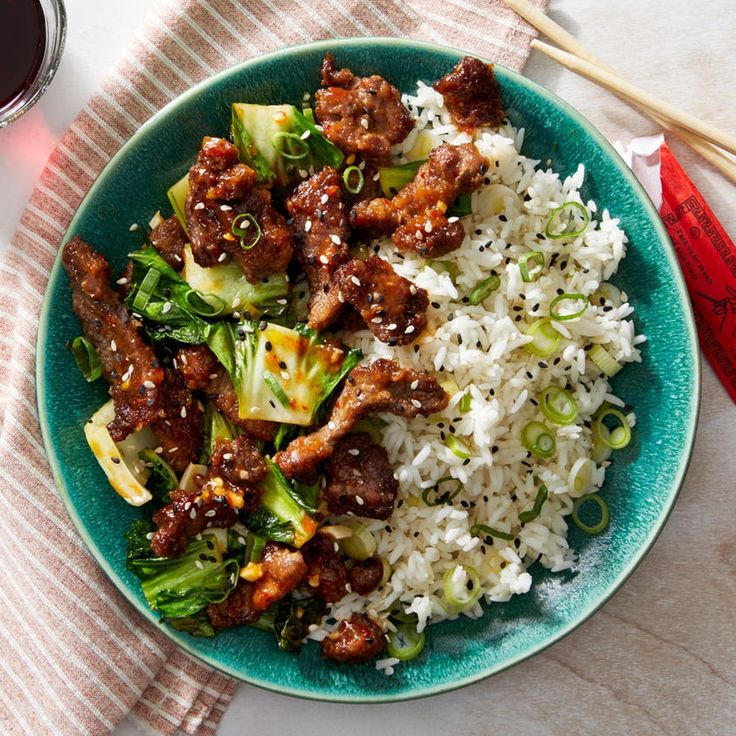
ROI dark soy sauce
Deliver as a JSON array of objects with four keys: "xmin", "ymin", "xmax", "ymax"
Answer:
[{"xmin": 0, "ymin": 0, "xmax": 46, "ymax": 110}]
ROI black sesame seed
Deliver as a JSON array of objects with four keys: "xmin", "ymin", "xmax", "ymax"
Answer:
[
  {"xmin": 499, "ymin": 214, "xmax": 507, "ymax": 222},
  {"xmin": 264, "ymin": 341, "xmax": 273, "ymax": 351}
]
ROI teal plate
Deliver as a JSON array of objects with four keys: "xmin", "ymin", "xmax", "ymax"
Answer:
[{"xmin": 37, "ymin": 38, "xmax": 699, "ymax": 701}]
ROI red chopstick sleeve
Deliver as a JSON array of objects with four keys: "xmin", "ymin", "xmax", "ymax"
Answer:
[{"xmin": 658, "ymin": 143, "xmax": 736, "ymax": 402}]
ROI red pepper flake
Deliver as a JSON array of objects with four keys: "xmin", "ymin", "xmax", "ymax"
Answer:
[{"xmin": 659, "ymin": 144, "xmax": 736, "ymax": 403}]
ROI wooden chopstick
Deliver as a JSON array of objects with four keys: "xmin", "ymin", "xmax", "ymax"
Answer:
[{"xmin": 500, "ymin": 0, "xmax": 736, "ymax": 184}]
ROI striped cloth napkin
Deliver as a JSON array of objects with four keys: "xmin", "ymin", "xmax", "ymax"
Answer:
[{"xmin": 0, "ymin": 1, "xmax": 546, "ymax": 734}]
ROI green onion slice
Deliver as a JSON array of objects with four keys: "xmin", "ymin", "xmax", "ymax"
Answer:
[
  {"xmin": 593, "ymin": 407, "xmax": 631, "ymax": 450},
  {"xmin": 271, "ymin": 131, "xmax": 309, "ymax": 160},
  {"xmin": 539, "ymin": 385, "xmax": 578, "ymax": 425},
  {"xmin": 184, "ymin": 290, "xmax": 226, "ymax": 317},
  {"xmin": 588, "ymin": 344, "xmax": 623, "ymax": 377},
  {"xmin": 568, "ymin": 457, "xmax": 596, "ymax": 497},
  {"xmin": 67, "ymin": 336, "xmax": 102, "ymax": 382},
  {"xmin": 519, "ymin": 251, "xmax": 544, "ymax": 282},
  {"xmin": 443, "ymin": 564, "xmax": 482, "ymax": 610},
  {"xmin": 380, "ymin": 559, "xmax": 393, "ymax": 587},
  {"xmin": 469, "ymin": 523, "xmax": 514, "ymax": 541},
  {"xmin": 524, "ymin": 318, "xmax": 561, "ymax": 357},
  {"xmin": 429, "ymin": 259, "xmax": 459, "ymax": 282},
  {"xmin": 422, "ymin": 476, "xmax": 463, "ymax": 506},
  {"xmin": 339, "ymin": 523, "xmax": 377, "ymax": 561},
  {"xmin": 231, "ymin": 213, "xmax": 262, "ymax": 251},
  {"xmin": 446, "ymin": 435, "xmax": 472, "ymax": 459},
  {"xmin": 571, "ymin": 493, "xmax": 609, "ymax": 534},
  {"xmin": 468, "ymin": 274, "xmax": 501, "ymax": 305},
  {"xmin": 550, "ymin": 292, "xmax": 587, "ymax": 321},
  {"xmin": 245, "ymin": 532, "xmax": 267, "ymax": 563},
  {"xmin": 388, "ymin": 607, "xmax": 417, "ymax": 624},
  {"xmin": 138, "ymin": 448, "xmax": 178, "ymax": 499},
  {"xmin": 521, "ymin": 421, "xmax": 556, "ymax": 458},
  {"xmin": 545, "ymin": 201, "xmax": 590, "ymax": 239},
  {"xmin": 386, "ymin": 622, "xmax": 426, "ymax": 661},
  {"xmin": 519, "ymin": 484, "xmax": 549, "ymax": 524},
  {"xmin": 342, "ymin": 165, "xmax": 364, "ymax": 194},
  {"xmin": 459, "ymin": 392, "xmax": 472, "ymax": 413},
  {"xmin": 131, "ymin": 268, "xmax": 160, "ymax": 312},
  {"xmin": 352, "ymin": 417, "xmax": 388, "ymax": 444}
]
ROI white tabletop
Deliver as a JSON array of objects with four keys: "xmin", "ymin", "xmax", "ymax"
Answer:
[{"xmin": 3, "ymin": 1, "xmax": 734, "ymax": 735}]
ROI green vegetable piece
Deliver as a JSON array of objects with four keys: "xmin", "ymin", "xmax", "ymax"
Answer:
[
  {"xmin": 386, "ymin": 621, "xmax": 426, "ymax": 661},
  {"xmin": 523, "ymin": 318, "xmax": 561, "ymax": 357},
  {"xmin": 521, "ymin": 421, "xmax": 556, "ymax": 458},
  {"xmin": 206, "ymin": 320, "xmax": 361, "ymax": 426},
  {"xmin": 571, "ymin": 493, "xmax": 610, "ymax": 534},
  {"xmin": 545, "ymin": 201, "xmax": 590, "ymax": 239},
  {"xmin": 167, "ymin": 173, "xmax": 189, "ymax": 234},
  {"xmin": 519, "ymin": 484, "xmax": 549, "ymax": 524},
  {"xmin": 273, "ymin": 597, "xmax": 327, "ymax": 653},
  {"xmin": 588, "ymin": 343, "xmax": 623, "ymax": 377},
  {"xmin": 443, "ymin": 564, "xmax": 482, "ymax": 611},
  {"xmin": 518, "ymin": 251, "xmax": 544, "ymax": 282},
  {"xmin": 468, "ymin": 274, "xmax": 501, "ymax": 305},
  {"xmin": 138, "ymin": 449, "xmax": 178, "ymax": 500},
  {"xmin": 231, "ymin": 213, "xmax": 262, "ymax": 251},
  {"xmin": 593, "ymin": 406, "xmax": 632, "ymax": 450},
  {"xmin": 166, "ymin": 611, "xmax": 216, "ymax": 638},
  {"xmin": 469, "ymin": 523, "xmax": 514, "ymax": 541},
  {"xmin": 67, "ymin": 335, "xmax": 102, "ymax": 382},
  {"xmin": 550, "ymin": 292, "xmax": 587, "ymax": 321},
  {"xmin": 446, "ymin": 435, "xmax": 472, "ymax": 459},
  {"xmin": 539, "ymin": 385, "xmax": 578, "ymax": 425},
  {"xmin": 377, "ymin": 159, "xmax": 425, "ymax": 197},
  {"xmin": 343, "ymin": 165, "xmax": 364, "ymax": 194},
  {"xmin": 421, "ymin": 476, "xmax": 463, "ymax": 506},
  {"xmin": 339, "ymin": 523, "xmax": 377, "ymax": 561},
  {"xmin": 199, "ymin": 403, "xmax": 240, "ymax": 465}
]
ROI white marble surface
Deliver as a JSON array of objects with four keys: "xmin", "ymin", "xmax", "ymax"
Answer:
[{"xmin": 2, "ymin": 1, "xmax": 735, "ymax": 734}]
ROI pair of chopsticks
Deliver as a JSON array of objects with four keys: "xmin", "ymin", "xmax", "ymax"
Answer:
[{"xmin": 501, "ymin": 0, "xmax": 736, "ymax": 184}]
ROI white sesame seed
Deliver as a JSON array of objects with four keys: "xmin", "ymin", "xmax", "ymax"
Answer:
[
  {"xmin": 239, "ymin": 470, "xmax": 249, "ymax": 480},
  {"xmin": 194, "ymin": 202, "xmax": 205, "ymax": 210},
  {"xmin": 320, "ymin": 193, "xmax": 329, "ymax": 204},
  {"xmin": 143, "ymin": 380, "xmax": 155, "ymax": 389},
  {"xmin": 276, "ymin": 298, "xmax": 288, "ymax": 305},
  {"xmin": 319, "ymin": 254, "xmax": 329, "ymax": 264},
  {"xmin": 330, "ymin": 234, "xmax": 341, "ymax": 245},
  {"xmin": 180, "ymin": 406, "xmax": 187, "ymax": 418},
  {"xmin": 238, "ymin": 536, "xmax": 247, "ymax": 545},
  {"xmin": 146, "ymin": 531, "xmax": 154, "ymax": 540},
  {"xmin": 300, "ymin": 129, "xmax": 311, "ymax": 140},
  {"xmin": 409, "ymin": 284, "xmax": 417, "ymax": 295},
  {"xmin": 154, "ymin": 446, "xmax": 163, "ymax": 454},
  {"xmin": 355, "ymin": 495, "xmax": 365, "ymax": 505},
  {"xmin": 328, "ymin": 421, "xmax": 336, "ymax": 430},
  {"xmin": 405, "ymin": 325, "xmax": 415, "ymax": 334},
  {"xmin": 373, "ymin": 173, "xmax": 380, "ymax": 181},
  {"xmin": 223, "ymin": 453, "xmax": 233, "ymax": 460},
  {"xmin": 410, "ymin": 379, "xmax": 419, "ymax": 390},
  {"xmin": 129, "ymin": 223, "xmax": 138, "ymax": 231},
  {"xmin": 204, "ymin": 509, "xmax": 217, "ymax": 517},
  {"xmin": 110, "ymin": 340, "xmax": 117, "ymax": 352},
  {"xmin": 116, "ymin": 277, "xmax": 128, "ymax": 285},
  {"xmin": 298, "ymin": 169, "xmax": 308, "ymax": 178},
  {"xmin": 424, "ymin": 220, "xmax": 433, "ymax": 233},
  {"xmin": 337, "ymin": 291, "xmax": 345, "ymax": 303},
  {"xmin": 304, "ymin": 220, "xmax": 312, "ymax": 233},
  {"xmin": 350, "ymin": 275, "xmax": 361, "ymax": 286},
  {"xmin": 218, "ymin": 252, "xmax": 228, "ymax": 262},
  {"xmin": 220, "ymin": 204, "xmax": 232, "ymax": 211},
  {"xmin": 184, "ymin": 502, "xmax": 191, "ymax": 511},
  {"xmin": 448, "ymin": 216, "xmax": 459, "ymax": 223},
  {"xmin": 360, "ymin": 117, "xmax": 369, "ymax": 129},
  {"xmin": 161, "ymin": 302, "xmax": 172, "ymax": 314},
  {"xmin": 250, "ymin": 407, "xmax": 261, "ymax": 414},
  {"xmin": 371, "ymin": 316, "xmax": 383, "ymax": 324},
  {"xmin": 190, "ymin": 508, "xmax": 197, "ymax": 520},
  {"xmin": 411, "ymin": 399, "xmax": 422, "ymax": 409},
  {"xmin": 167, "ymin": 446, "xmax": 178, "ymax": 453},
  {"xmin": 209, "ymin": 373, "xmax": 218, "ymax": 380},
  {"xmin": 281, "ymin": 371, "xmax": 290, "ymax": 380},
  {"xmin": 348, "ymin": 448, "xmax": 360, "ymax": 456},
  {"xmin": 194, "ymin": 559, "xmax": 204, "ymax": 569},
  {"xmin": 231, "ymin": 296, "xmax": 240, "ymax": 309},
  {"xmin": 387, "ymin": 323, "xmax": 397, "ymax": 330},
  {"xmin": 415, "ymin": 230, "xmax": 423, "ymax": 240}
]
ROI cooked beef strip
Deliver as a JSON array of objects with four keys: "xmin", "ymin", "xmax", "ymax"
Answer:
[
  {"xmin": 208, "ymin": 542, "xmax": 307, "ymax": 627},
  {"xmin": 150, "ymin": 488, "xmax": 237, "ymax": 558},
  {"xmin": 323, "ymin": 433, "xmax": 398, "ymax": 520},
  {"xmin": 62, "ymin": 237, "xmax": 164, "ymax": 441},
  {"xmin": 433, "ymin": 56, "xmax": 505, "ymax": 132},
  {"xmin": 314, "ymin": 54, "xmax": 414, "ymax": 165},
  {"xmin": 302, "ymin": 532, "xmax": 349, "ymax": 603},
  {"xmin": 150, "ymin": 215, "xmax": 187, "ymax": 271},
  {"xmin": 321, "ymin": 613, "xmax": 386, "ymax": 663},
  {"xmin": 150, "ymin": 368, "xmax": 204, "ymax": 474},
  {"xmin": 185, "ymin": 136, "xmax": 293, "ymax": 282},
  {"xmin": 275, "ymin": 359, "xmax": 448, "ymax": 480},
  {"xmin": 204, "ymin": 435, "xmax": 268, "ymax": 512},
  {"xmin": 335, "ymin": 255, "xmax": 428, "ymax": 345},
  {"xmin": 350, "ymin": 143, "xmax": 487, "ymax": 257},
  {"xmin": 349, "ymin": 557, "xmax": 384, "ymax": 596},
  {"xmin": 174, "ymin": 344, "xmax": 278, "ymax": 442},
  {"xmin": 285, "ymin": 167, "xmax": 349, "ymax": 330}
]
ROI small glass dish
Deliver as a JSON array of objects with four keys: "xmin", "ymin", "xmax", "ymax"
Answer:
[{"xmin": 0, "ymin": 0, "xmax": 67, "ymax": 128}]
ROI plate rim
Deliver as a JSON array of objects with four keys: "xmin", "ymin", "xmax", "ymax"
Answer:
[{"xmin": 35, "ymin": 35, "xmax": 701, "ymax": 702}]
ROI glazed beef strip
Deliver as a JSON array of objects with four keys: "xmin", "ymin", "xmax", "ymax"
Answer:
[
  {"xmin": 175, "ymin": 344, "xmax": 278, "ymax": 442},
  {"xmin": 150, "ymin": 434, "xmax": 268, "ymax": 557},
  {"xmin": 314, "ymin": 54, "xmax": 414, "ymax": 165},
  {"xmin": 349, "ymin": 557, "xmax": 384, "ymax": 596},
  {"xmin": 149, "ymin": 215, "xmax": 187, "ymax": 271},
  {"xmin": 350, "ymin": 142, "xmax": 487, "ymax": 258},
  {"xmin": 62, "ymin": 237, "xmax": 164, "ymax": 441},
  {"xmin": 302, "ymin": 532, "xmax": 349, "ymax": 603},
  {"xmin": 321, "ymin": 613, "xmax": 386, "ymax": 663},
  {"xmin": 275, "ymin": 358, "xmax": 448, "ymax": 480},
  {"xmin": 285, "ymin": 167, "xmax": 349, "ymax": 330},
  {"xmin": 208, "ymin": 542, "xmax": 307, "ymax": 628},
  {"xmin": 335, "ymin": 254, "xmax": 428, "ymax": 345},
  {"xmin": 433, "ymin": 56, "xmax": 505, "ymax": 131},
  {"xmin": 185, "ymin": 136, "xmax": 293, "ymax": 282},
  {"xmin": 150, "ymin": 368, "xmax": 204, "ymax": 474},
  {"xmin": 323, "ymin": 433, "xmax": 398, "ymax": 520}
]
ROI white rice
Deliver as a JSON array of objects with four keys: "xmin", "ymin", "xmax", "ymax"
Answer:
[{"xmin": 313, "ymin": 83, "xmax": 643, "ymax": 663}]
